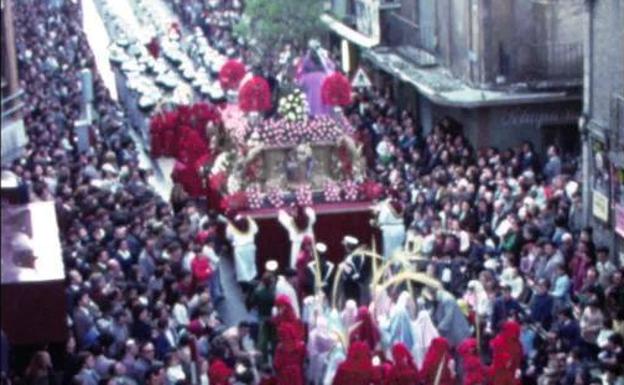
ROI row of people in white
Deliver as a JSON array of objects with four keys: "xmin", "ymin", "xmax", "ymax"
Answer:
[{"xmin": 224, "ymin": 199, "xmax": 405, "ymax": 284}]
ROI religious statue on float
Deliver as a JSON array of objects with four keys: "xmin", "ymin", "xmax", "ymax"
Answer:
[{"xmin": 295, "ymin": 39, "xmax": 335, "ymax": 117}]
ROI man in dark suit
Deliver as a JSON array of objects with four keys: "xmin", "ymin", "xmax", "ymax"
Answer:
[
  {"xmin": 305, "ymin": 243, "xmax": 335, "ymax": 298},
  {"xmin": 340, "ymin": 236, "xmax": 369, "ymax": 305}
]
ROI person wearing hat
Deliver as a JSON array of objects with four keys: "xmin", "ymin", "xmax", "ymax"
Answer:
[
  {"xmin": 339, "ymin": 236, "xmax": 368, "ymax": 305},
  {"xmin": 304, "ymin": 243, "xmax": 335, "ymax": 298}
]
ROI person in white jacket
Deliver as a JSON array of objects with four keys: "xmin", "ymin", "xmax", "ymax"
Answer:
[
  {"xmin": 373, "ymin": 197, "xmax": 406, "ymax": 260},
  {"xmin": 278, "ymin": 205, "xmax": 316, "ymax": 268},
  {"xmin": 225, "ymin": 214, "xmax": 259, "ymax": 286}
]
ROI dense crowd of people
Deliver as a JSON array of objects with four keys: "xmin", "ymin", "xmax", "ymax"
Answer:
[{"xmin": 2, "ymin": 1, "xmax": 623, "ymax": 385}]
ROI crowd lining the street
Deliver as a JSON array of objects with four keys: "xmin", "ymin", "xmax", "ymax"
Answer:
[{"xmin": 1, "ymin": 1, "xmax": 623, "ymax": 385}]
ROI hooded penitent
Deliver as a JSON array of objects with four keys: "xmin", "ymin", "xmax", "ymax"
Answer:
[
  {"xmin": 272, "ymin": 294, "xmax": 305, "ymax": 342},
  {"xmin": 332, "ymin": 341, "xmax": 374, "ymax": 385},
  {"xmin": 457, "ymin": 338, "xmax": 487, "ymax": 385},
  {"xmin": 274, "ymin": 323, "xmax": 306, "ymax": 385},
  {"xmin": 208, "ymin": 359, "xmax": 233, "ymax": 385},
  {"xmin": 386, "ymin": 342, "xmax": 420, "ymax": 385},
  {"xmin": 421, "ymin": 337, "xmax": 454, "ymax": 385},
  {"xmin": 489, "ymin": 320, "xmax": 523, "ymax": 385},
  {"xmin": 349, "ymin": 306, "xmax": 381, "ymax": 351}
]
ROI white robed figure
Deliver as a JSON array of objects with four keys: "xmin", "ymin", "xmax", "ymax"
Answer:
[
  {"xmin": 411, "ymin": 305, "xmax": 439, "ymax": 370},
  {"xmin": 278, "ymin": 206, "xmax": 316, "ymax": 268},
  {"xmin": 373, "ymin": 197, "xmax": 406, "ymax": 259},
  {"xmin": 225, "ymin": 215, "xmax": 258, "ymax": 283},
  {"xmin": 384, "ymin": 291, "xmax": 417, "ymax": 352},
  {"xmin": 307, "ymin": 315, "xmax": 335, "ymax": 385}
]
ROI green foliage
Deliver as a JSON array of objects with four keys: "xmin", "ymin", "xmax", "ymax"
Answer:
[{"xmin": 235, "ymin": 0, "xmax": 326, "ymax": 56}]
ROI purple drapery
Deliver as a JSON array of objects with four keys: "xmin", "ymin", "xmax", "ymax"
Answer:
[{"xmin": 296, "ymin": 52, "xmax": 336, "ymax": 117}]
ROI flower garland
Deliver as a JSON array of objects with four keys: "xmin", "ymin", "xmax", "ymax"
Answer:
[
  {"xmin": 239, "ymin": 76, "xmax": 272, "ymax": 112},
  {"xmin": 251, "ymin": 117, "xmax": 347, "ymax": 146},
  {"xmin": 323, "ymin": 181, "xmax": 341, "ymax": 202},
  {"xmin": 321, "ymin": 72, "xmax": 352, "ymax": 107},
  {"xmin": 278, "ymin": 88, "xmax": 309, "ymax": 122},
  {"xmin": 342, "ymin": 180, "xmax": 359, "ymax": 201},
  {"xmin": 218, "ymin": 60, "xmax": 246, "ymax": 90},
  {"xmin": 295, "ymin": 184, "xmax": 313, "ymax": 206}
]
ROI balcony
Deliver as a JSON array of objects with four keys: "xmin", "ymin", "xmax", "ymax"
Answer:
[
  {"xmin": 1, "ymin": 89, "xmax": 27, "ymax": 164},
  {"xmin": 383, "ymin": 12, "xmax": 437, "ymax": 66},
  {"xmin": 506, "ymin": 42, "xmax": 582, "ymax": 86}
]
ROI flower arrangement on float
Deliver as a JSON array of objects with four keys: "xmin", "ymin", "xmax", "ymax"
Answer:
[
  {"xmin": 359, "ymin": 179, "xmax": 384, "ymax": 201},
  {"xmin": 218, "ymin": 60, "xmax": 246, "ymax": 90},
  {"xmin": 220, "ymin": 191, "xmax": 248, "ymax": 211},
  {"xmin": 321, "ymin": 71, "xmax": 352, "ymax": 107},
  {"xmin": 149, "ymin": 102, "xmax": 221, "ymax": 158},
  {"xmin": 277, "ymin": 88, "xmax": 309, "ymax": 122},
  {"xmin": 295, "ymin": 184, "xmax": 313, "ymax": 206},
  {"xmin": 238, "ymin": 76, "xmax": 272, "ymax": 112},
  {"xmin": 342, "ymin": 180, "xmax": 359, "ymax": 201},
  {"xmin": 323, "ymin": 181, "xmax": 341, "ymax": 202},
  {"xmin": 267, "ymin": 186, "xmax": 286, "ymax": 208},
  {"xmin": 246, "ymin": 184, "xmax": 264, "ymax": 210},
  {"xmin": 249, "ymin": 116, "xmax": 348, "ymax": 146}
]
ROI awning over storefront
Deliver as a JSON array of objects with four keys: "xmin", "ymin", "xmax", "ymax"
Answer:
[{"xmin": 320, "ymin": 13, "xmax": 379, "ymax": 49}]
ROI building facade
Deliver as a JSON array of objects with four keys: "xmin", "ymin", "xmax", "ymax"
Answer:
[
  {"xmin": 580, "ymin": 0, "xmax": 624, "ymax": 260},
  {"xmin": 322, "ymin": 0, "xmax": 583, "ymax": 157}
]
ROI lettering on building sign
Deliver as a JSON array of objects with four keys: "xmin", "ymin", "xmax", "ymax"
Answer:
[
  {"xmin": 500, "ymin": 107, "xmax": 579, "ymax": 126},
  {"xmin": 592, "ymin": 190, "xmax": 609, "ymax": 223}
]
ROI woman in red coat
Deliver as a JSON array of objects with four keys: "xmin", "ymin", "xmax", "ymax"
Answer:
[
  {"xmin": 332, "ymin": 341, "xmax": 375, "ymax": 385},
  {"xmin": 457, "ymin": 338, "xmax": 487, "ymax": 385},
  {"xmin": 349, "ymin": 307, "xmax": 381, "ymax": 351},
  {"xmin": 386, "ymin": 342, "xmax": 420, "ymax": 385},
  {"xmin": 274, "ymin": 324, "xmax": 306, "ymax": 385},
  {"xmin": 421, "ymin": 337, "xmax": 455, "ymax": 385}
]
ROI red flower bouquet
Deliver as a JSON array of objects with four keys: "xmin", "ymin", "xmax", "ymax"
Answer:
[
  {"xmin": 321, "ymin": 72, "xmax": 352, "ymax": 107},
  {"xmin": 360, "ymin": 180, "xmax": 384, "ymax": 201},
  {"xmin": 190, "ymin": 101, "xmax": 222, "ymax": 131},
  {"xmin": 220, "ymin": 191, "xmax": 249, "ymax": 211},
  {"xmin": 209, "ymin": 171, "xmax": 227, "ymax": 191},
  {"xmin": 239, "ymin": 76, "xmax": 272, "ymax": 112},
  {"xmin": 219, "ymin": 60, "xmax": 246, "ymax": 90}
]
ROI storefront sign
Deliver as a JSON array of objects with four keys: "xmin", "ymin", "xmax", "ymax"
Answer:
[
  {"xmin": 616, "ymin": 204, "xmax": 624, "ymax": 238},
  {"xmin": 354, "ymin": 0, "xmax": 380, "ymax": 39},
  {"xmin": 593, "ymin": 190, "xmax": 609, "ymax": 222}
]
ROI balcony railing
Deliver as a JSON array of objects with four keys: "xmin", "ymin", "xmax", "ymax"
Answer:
[
  {"xmin": 1, "ymin": 88, "xmax": 24, "ymax": 122},
  {"xmin": 507, "ymin": 42, "xmax": 582, "ymax": 83},
  {"xmin": 384, "ymin": 12, "xmax": 437, "ymax": 55}
]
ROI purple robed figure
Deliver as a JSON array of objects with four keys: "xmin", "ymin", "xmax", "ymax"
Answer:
[{"xmin": 296, "ymin": 43, "xmax": 336, "ymax": 117}]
